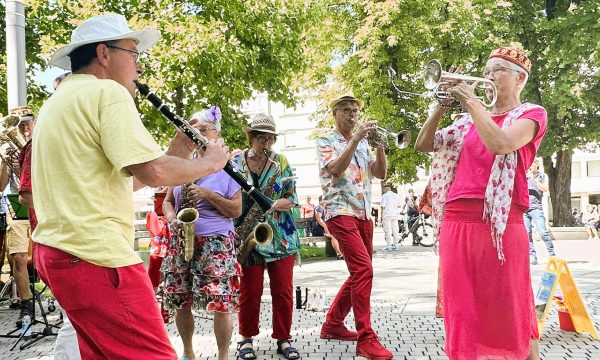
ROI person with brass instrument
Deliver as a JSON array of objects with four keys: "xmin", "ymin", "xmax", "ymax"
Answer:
[
  {"xmin": 32, "ymin": 14, "xmax": 229, "ymax": 358},
  {"xmin": 232, "ymin": 114, "xmax": 300, "ymax": 360},
  {"xmin": 415, "ymin": 46, "xmax": 547, "ymax": 360},
  {"xmin": 161, "ymin": 107, "xmax": 242, "ymax": 360},
  {"xmin": 2, "ymin": 107, "xmax": 34, "ymax": 327},
  {"xmin": 316, "ymin": 95, "xmax": 392, "ymax": 360}
]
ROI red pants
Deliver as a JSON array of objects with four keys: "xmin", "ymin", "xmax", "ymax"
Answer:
[
  {"xmin": 148, "ymin": 255, "xmax": 163, "ymax": 288},
  {"xmin": 325, "ymin": 215, "xmax": 376, "ymax": 340},
  {"xmin": 35, "ymin": 244, "xmax": 176, "ymax": 360},
  {"xmin": 238, "ymin": 254, "xmax": 295, "ymax": 339}
]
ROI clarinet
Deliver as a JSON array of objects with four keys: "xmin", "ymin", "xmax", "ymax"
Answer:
[{"xmin": 134, "ymin": 81, "xmax": 275, "ymax": 214}]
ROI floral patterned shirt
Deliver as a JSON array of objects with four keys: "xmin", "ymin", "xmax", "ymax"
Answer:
[
  {"xmin": 316, "ymin": 130, "xmax": 375, "ymax": 221},
  {"xmin": 232, "ymin": 151, "xmax": 300, "ymax": 264}
]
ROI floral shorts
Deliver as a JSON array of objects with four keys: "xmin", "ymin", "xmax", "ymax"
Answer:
[{"xmin": 160, "ymin": 232, "xmax": 241, "ymax": 313}]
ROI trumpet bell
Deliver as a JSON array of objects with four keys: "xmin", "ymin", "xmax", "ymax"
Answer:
[
  {"xmin": 424, "ymin": 60, "xmax": 443, "ymax": 90},
  {"xmin": 394, "ymin": 130, "xmax": 411, "ymax": 149},
  {"xmin": 423, "ymin": 59, "xmax": 498, "ymax": 108}
]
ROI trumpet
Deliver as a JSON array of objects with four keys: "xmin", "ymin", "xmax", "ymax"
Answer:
[
  {"xmin": 424, "ymin": 59, "xmax": 497, "ymax": 108},
  {"xmin": 370, "ymin": 127, "xmax": 411, "ymax": 149},
  {"xmin": 351, "ymin": 120, "xmax": 411, "ymax": 149}
]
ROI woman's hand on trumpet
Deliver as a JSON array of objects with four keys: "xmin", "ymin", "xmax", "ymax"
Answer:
[{"xmin": 447, "ymin": 81, "xmax": 479, "ymax": 107}]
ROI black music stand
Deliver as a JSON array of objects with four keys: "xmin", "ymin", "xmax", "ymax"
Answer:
[{"xmin": 0, "ymin": 194, "xmax": 62, "ymax": 350}]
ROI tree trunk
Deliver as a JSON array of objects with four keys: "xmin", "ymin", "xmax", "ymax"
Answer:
[{"xmin": 545, "ymin": 150, "xmax": 573, "ymax": 226}]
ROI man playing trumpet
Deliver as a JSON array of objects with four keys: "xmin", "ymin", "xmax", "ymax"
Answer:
[{"xmin": 316, "ymin": 95, "xmax": 392, "ymax": 360}]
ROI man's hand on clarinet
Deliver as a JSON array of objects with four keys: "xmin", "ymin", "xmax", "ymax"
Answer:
[{"xmin": 202, "ymin": 138, "xmax": 229, "ymax": 172}]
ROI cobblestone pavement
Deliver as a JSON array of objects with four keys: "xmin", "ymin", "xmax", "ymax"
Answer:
[{"xmin": 1, "ymin": 233, "xmax": 599, "ymax": 359}]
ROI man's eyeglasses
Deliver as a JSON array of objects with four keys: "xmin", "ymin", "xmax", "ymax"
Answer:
[
  {"xmin": 337, "ymin": 108, "xmax": 361, "ymax": 116},
  {"xmin": 106, "ymin": 45, "xmax": 141, "ymax": 63},
  {"xmin": 484, "ymin": 67, "xmax": 520, "ymax": 78}
]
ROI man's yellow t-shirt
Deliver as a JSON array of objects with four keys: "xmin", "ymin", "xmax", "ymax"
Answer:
[{"xmin": 32, "ymin": 74, "xmax": 163, "ymax": 267}]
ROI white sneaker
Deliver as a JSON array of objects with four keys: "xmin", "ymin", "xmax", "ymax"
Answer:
[
  {"xmin": 588, "ymin": 237, "xmax": 594, "ymax": 241},
  {"xmin": 383, "ymin": 245, "xmax": 392, "ymax": 251}
]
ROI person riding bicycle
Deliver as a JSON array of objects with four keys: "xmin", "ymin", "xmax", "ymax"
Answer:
[{"xmin": 402, "ymin": 189, "xmax": 421, "ymax": 245}]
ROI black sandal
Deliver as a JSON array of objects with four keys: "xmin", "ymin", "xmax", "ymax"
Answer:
[
  {"xmin": 276, "ymin": 339, "xmax": 301, "ymax": 359},
  {"xmin": 237, "ymin": 339, "xmax": 257, "ymax": 360}
]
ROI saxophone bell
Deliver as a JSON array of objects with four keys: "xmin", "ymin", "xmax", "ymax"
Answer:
[
  {"xmin": 177, "ymin": 207, "xmax": 199, "ymax": 261},
  {"xmin": 238, "ymin": 222, "xmax": 273, "ymax": 264}
]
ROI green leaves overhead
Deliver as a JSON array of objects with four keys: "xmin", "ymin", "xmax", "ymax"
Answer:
[{"xmin": 2, "ymin": 0, "xmax": 320, "ymax": 149}]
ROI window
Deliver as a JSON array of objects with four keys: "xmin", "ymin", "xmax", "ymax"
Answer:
[
  {"xmin": 571, "ymin": 161, "xmax": 581, "ymax": 178},
  {"xmin": 589, "ymin": 194, "xmax": 600, "ymax": 206},
  {"xmin": 587, "ymin": 160, "xmax": 600, "ymax": 177}
]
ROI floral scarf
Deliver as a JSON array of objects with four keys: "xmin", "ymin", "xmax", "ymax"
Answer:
[{"xmin": 431, "ymin": 103, "xmax": 541, "ymax": 262}]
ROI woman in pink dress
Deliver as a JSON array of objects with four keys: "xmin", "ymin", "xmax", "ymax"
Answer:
[{"xmin": 415, "ymin": 46, "xmax": 546, "ymax": 360}]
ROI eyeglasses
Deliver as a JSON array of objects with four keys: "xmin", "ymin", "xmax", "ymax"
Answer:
[
  {"xmin": 199, "ymin": 127, "xmax": 216, "ymax": 134},
  {"xmin": 256, "ymin": 134, "xmax": 276, "ymax": 142},
  {"xmin": 106, "ymin": 45, "xmax": 141, "ymax": 63},
  {"xmin": 484, "ymin": 67, "xmax": 520, "ymax": 78},
  {"xmin": 337, "ymin": 108, "xmax": 361, "ymax": 116}
]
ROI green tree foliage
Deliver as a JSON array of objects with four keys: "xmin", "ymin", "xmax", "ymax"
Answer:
[
  {"xmin": 3, "ymin": 0, "xmax": 321, "ymax": 150},
  {"xmin": 312, "ymin": 0, "xmax": 600, "ymax": 225}
]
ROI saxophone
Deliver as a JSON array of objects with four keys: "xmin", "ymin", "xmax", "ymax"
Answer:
[
  {"xmin": 236, "ymin": 151, "xmax": 279, "ymax": 264},
  {"xmin": 177, "ymin": 183, "xmax": 199, "ymax": 261}
]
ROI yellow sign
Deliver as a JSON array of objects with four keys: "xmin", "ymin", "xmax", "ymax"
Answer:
[{"xmin": 534, "ymin": 257, "xmax": 599, "ymax": 340}]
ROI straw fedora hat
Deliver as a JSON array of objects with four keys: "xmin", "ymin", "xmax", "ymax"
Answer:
[
  {"xmin": 329, "ymin": 95, "xmax": 364, "ymax": 110},
  {"xmin": 243, "ymin": 113, "xmax": 277, "ymax": 135},
  {"xmin": 49, "ymin": 13, "xmax": 160, "ymax": 70}
]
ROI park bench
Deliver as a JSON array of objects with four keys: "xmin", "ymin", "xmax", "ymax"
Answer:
[{"xmin": 294, "ymin": 218, "xmax": 336, "ymax": 257}]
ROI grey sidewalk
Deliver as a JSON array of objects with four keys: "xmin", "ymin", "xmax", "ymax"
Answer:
[{"xmin": 1, "ymin": 230, "xmax": 599, "ymax": 359}]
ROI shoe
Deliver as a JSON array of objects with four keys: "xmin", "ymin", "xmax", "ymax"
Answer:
[
  {"xmin": 276, "ymin": 339, "xmax": 300, "ymax": 360},
  {"xmin": 237, "ymin": 339, "xmax": 257, "ymax": 360},
  {"xmin": 320, "ymin": 322, "xmax": 358, "ymax": 341},
  {"xmin": 16, "ymin": 305, "xmax": 32, "ymax": 329},
  {"xmin": 530, "ymin": 259, "xmax": 538, "ymax": 265},
  {"xmin": 356, "ymin": 337, "xmax": 393, "ymax": 359},
  {"xmin": 383, "ymin": 245, "xmax": 392, "ymax": 252},
  {"xmin": 391, "ymin": 246, "xmax": 398, "ymax": 251}
]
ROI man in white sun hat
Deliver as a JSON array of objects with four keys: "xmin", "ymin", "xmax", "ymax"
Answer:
[{"xmin": 32, "ymin": 13, "xmax": 228, "ymax": 358}]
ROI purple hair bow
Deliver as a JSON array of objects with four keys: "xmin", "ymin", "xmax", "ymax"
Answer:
[{"xmin": 204, "ymin": 106, "xmax": 222, "ymax": 122}]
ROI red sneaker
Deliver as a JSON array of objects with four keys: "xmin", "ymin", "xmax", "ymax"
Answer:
[
  {"xmin": 320, "ymin": 322, "xmax": 358, "ymax": 341},
  {"xmin": 356, "ymin": 337, "xmax": 393, "ymax": 359}
]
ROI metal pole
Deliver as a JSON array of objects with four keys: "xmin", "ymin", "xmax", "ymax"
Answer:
[{"xmin": 5, "ymin": 0, "xmax": 27, "ymax": 112}]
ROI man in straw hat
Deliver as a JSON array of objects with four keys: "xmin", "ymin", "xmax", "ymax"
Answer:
[
  {"xmin": 316, "ymin": 95, "xmax": 393, "ymax": 359},
  {"xmin": 32, "ymin": 13, "xmax": 228, "ymax": 358}
]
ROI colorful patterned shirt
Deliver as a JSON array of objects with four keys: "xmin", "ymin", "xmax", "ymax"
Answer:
[
  {"xmin": 316, "ymin": 130, "xmax": 375, "ymax": 221},
  {"xmin": 232, "ymin": 151, "xmax": 299, "ymax": 264}
]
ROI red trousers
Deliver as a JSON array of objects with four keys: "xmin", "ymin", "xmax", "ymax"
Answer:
[
  {"xmin": 148, "ymin": 255, "xmax": 163, "ymax": 288},
  {"xmin": 238, "ymin": 254, "xmax": 295, "ymax": 339},
  {"xmin": 325, "ymin": 215, "xmax": 376, "ymax": 340},
  {"xmin": 35, "ymin": 244, "xmax": 176, "ymax": 360}
]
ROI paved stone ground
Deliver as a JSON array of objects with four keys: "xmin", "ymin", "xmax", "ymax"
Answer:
[{"xmin": 1, "ymin": 230, "xmax": 599, "ymax": 359}]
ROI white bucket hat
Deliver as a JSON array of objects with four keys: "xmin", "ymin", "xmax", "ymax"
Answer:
[{"xmin": 49, "ymin": 13, "xmax": 160, "ymax": 70}]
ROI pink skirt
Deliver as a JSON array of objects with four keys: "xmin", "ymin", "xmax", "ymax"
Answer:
[{"xmin": 440, "ymin": 199, "xmax": 538, "ymax": 360}]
